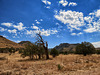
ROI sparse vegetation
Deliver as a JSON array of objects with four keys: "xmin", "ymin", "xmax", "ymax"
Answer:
[
  {"xmin": 1, "ymin": 35, "xmax": 100, "ymax": 75},
  {"xmin": 0, "ymin": 47, "xmax": 16, "ymax": 54},
  {"xmin": 0, "ymin": 54, "xmax": 100, "ymax": 75},
  {"xmin": 57, "ymin": 64, "xmax": 62, "ymax": 70},
  {"xmin": 58, "ymin": 64, "xmax": 61, "ymax": 70}
]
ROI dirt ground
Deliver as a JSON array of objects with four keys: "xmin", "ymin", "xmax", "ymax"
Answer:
[{"xmin": 0, "ymin": 53, "xmax": 100, "ymax": 75}]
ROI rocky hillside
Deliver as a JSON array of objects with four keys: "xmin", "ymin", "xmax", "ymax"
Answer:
[
  {"xmin": 0, "ymin": 35, "xmax": 23, "ymax": 48},
  {"xmin": 54, "ymin": 43, "xmax": 79, "ymax": 52}
]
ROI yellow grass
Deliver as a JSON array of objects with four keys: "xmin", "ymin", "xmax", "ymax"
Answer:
[{"xmin": 0, "ymin": 53, "xmax": 100, "ymax": 75}]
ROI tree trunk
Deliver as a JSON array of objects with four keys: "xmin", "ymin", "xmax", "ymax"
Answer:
[
  {"xmin": 84, "ymin": 53, "xmax": 86, "ymax": 56},
  {"xmin": 44, "ymin": 46, "xmax": 49, "ymax": 59},
  {"xmin": 36, "ymin": 33, "xmax": 49, "ymax": 60},
  {"xmin": 31, "ymin": 54, "xmax": 33, "ymax": 60},
  {"xmin": 29, "ymin": 55, "xmax": 31, "ymax": 60},
  {"xmin": 42, "ymin": 54, "xmax": 44, "ymax": 59},
  {"xmin": 35, "ymin": 55, "xmax": 37, "ymax": 59},
  {"xmin": 38, "ymin": 54, "xmax": 41, "ymax": 59}
]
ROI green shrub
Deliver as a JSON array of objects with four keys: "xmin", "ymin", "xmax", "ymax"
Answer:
[
  {"xmin": 50, "ymin": 48, "xmax": 59, "ymax": 57},
  {"xmin": 57, "ymin": 64, "xmax": 62, "ymax": 70},
  {"xmin": 96, "ymin": 50, "xmax": 100, "ymax": 54},
  {"xmin": 76, "ymin": 41, "xmax": 96, "ymax": 56},
  {"xmin": 19, "ymin": 42, "xmax": 45, "ymax": 60}
]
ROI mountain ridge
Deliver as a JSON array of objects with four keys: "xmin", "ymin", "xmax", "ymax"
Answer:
[
  {"xmin": 54, "ymin": 43, "xmax": 79, "ymax": 52},
  {"xmin": 0, "ymin": 35, "xmax": 100, "ymax": 51}
]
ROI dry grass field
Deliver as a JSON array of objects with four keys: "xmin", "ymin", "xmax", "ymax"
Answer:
[{"xmin": 0, "ymin": 53, "xmax": 100, "ymax": 75}]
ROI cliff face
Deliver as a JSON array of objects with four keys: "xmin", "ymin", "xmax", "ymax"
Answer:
[{"xmin": 54, "ymin": 43, "xmax": 79, "ymax": 52}]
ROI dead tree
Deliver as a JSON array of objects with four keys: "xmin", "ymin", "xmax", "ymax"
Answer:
[{"xmin": 36, "ymin": 33, "xmax": 49, "ymax": 59}]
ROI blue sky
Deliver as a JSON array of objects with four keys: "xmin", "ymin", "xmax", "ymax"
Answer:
[{"xmin": 0, "ymin": 0, "xmax": 100, "ymax": 48}]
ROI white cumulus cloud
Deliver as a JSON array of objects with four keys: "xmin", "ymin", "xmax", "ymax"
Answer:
[
  {"xmin": 1, "ymin": 23, "xmax": 12, "ymax": 27},
  {"xmin": 59, "ymin": 0, "xmax": 68, "ymax": 7},
  {"xmin": 96, "ymin": 10, "xmax": 100, "ymax": 17},
  {"xmin": 71, "ymin": 33, "xmax": 76, "ymax": 36},
  {"xmin": 92, "ymin": 41, "xmax": 100, "ymax": 48},
  {"xmin": 26, "ymin": 28, "xmax": 58, "ymax": 37},
  {"xmin": 42, "ymin": 0, "xmax": 51, "ymax": 5},
  {"xmin": 45, "ymin": 6, "xmax": 50, "ymax": 9},
  {"xmin": 84, "ymin": 16, "xmax": 93, "ymax": 23},
  {"xmin": 59, "ymin": 0, "xmax": 77, "ymax": 7},
  {"xmin": 32, "ymin": 25, "xmax": 39, "ymax": 30},
  {"xmin": 71, "ymin": 32, "xmax": 83, "ymax": 36},
  {"xmin": 84, "ymin": 9, "xmax": 100, "ymax": 33},
  {"xmin": 0, "ymin": 27, "xmax": 7, "ymax": 32},
  {"xmin": 68, "ymin": 2, "xmax": 77, "ymax": 6},
  {"xmin": 41, "ymin": 29, "xmax": 58, "ymax": 36},
  {"xmin": 13, "ymin": 22, "xmax": 26, "ymax": 31},
  {"xmin": 8, "ymin": 29, "xmax": 17, "ymax": 33},
  {"xmin": 35, "ymin": 20, "xmax": 41, "ymax": 24},
  {"xmin": 84, "ymin": 27, "xmax": 97, "ymax": 33},
  {"xmin": 55, "ymin": 10, "xmax": 84, "ymax": 31},
  {"xmin": 77, "ymin": 32, "xmax": 83, "ymax": 35},
  {"xmin": 1, "ymin": 22, "xmax": 26, "ymax": 31}
]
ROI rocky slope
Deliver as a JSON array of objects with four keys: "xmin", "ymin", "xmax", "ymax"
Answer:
[{"xmin": 0, "ymin": 35, "xmax": 23, "ymax": 48}]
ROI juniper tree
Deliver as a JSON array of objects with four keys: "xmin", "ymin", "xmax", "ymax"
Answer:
[
  {"xmin": 35, "ymin": 33, "xmax": 49, "ymax": 59},
  {"xmin": 20, "ymin": 43, "xmax": 37, "ymax": 60},
  {"xmin": 76, "ymin": 41, "xmax": 95, "ymax": 56},
  {"xmin": 50, "ymin": 48, "xmax": 59, "ymax": 57}
]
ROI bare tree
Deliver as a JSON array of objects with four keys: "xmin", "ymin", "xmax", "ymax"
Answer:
[{"xmin": 35, "ymin": 33, "xmax": 49, "ymax": 59}]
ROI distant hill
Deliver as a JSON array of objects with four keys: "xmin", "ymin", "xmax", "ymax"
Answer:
[
  {"xmin": 0, "ymin": 35, "xmax": 23, "ymax": 48},
  {"xmin": 54, "ymin": 43, "xmax": 79, "ymax": 52},
  {"xmin": 18, "ymin": 41, "xmax": 33, "ymax": 46},
  {"xmin": 1, "ymin": 35, "xmax": 100, "ymax": 51},
  {"xmin": 96, "ymin": 47, "xmax": 100, "ymax": 50}
]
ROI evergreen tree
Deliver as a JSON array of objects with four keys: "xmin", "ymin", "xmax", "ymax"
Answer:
[
  {"xmin": 50, "ymin": 48, "xmax": 59, "ymax": 57},
  {"xmin": 76, "ymin": 41, "xmax": 95, "ymax": 56}
]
